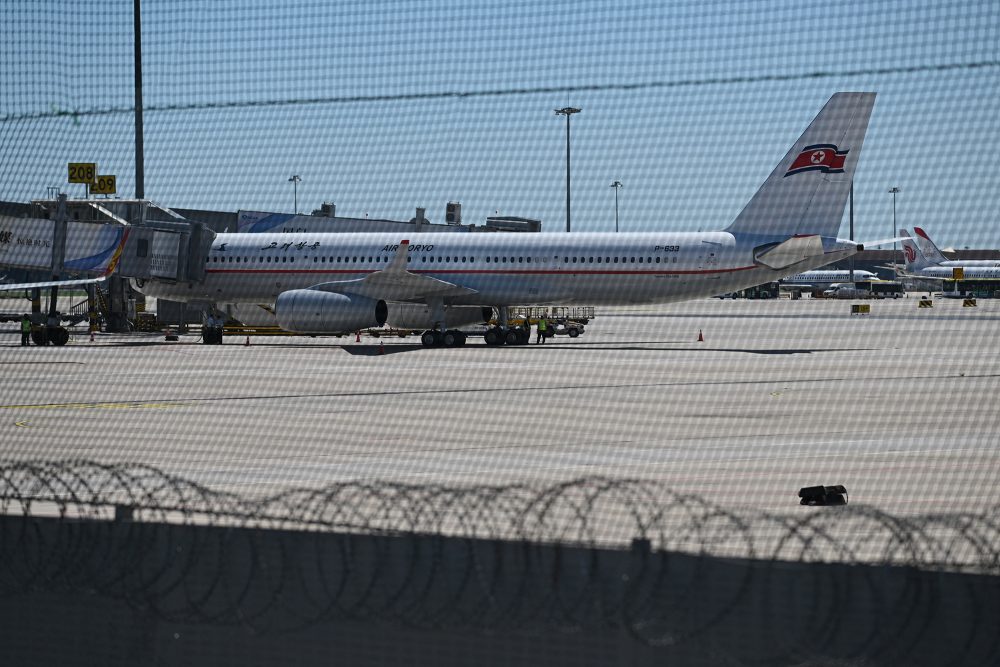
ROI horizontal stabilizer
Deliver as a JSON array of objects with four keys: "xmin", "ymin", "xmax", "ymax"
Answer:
[
  {"xmin": 856, "ymin": 236, "xmax": 905, "ymax": 248},
  {"xmin": 754, "ymin": 235, "xmax": 824, "ymax": 269}
]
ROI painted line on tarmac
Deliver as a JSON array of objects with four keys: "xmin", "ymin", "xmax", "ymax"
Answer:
[{"xmin": 0, "ymin": 401, "xmax": 189, "ymax": 411}]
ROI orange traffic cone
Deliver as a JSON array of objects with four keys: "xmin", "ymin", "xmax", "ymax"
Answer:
[
  {"xmin": 244, "ymin": 335, "xmax": 250, "ymax": 347},
  {"xmin": 355, "ymin": 331, "xmax": 361, "ymax": 342},
  {"xmin": 379, "ymin": 341, "xmax": 385, "ymax": 355},
  {"xmin": 697, "ymin": 329, "xmax": 704, "ymax": 342}
]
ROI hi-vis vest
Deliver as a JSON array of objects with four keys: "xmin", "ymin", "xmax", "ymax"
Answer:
[
  {"xmin": 21, "ymin": 319, "xmax": 31, "ymax": 333},
  {"xmin": 538, "ymin": 318, "xmax": 547, "ymax": 331}
]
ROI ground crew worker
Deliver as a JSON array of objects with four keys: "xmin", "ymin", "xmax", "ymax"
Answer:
[
  {"xmin": 536, "ymin": 314, "xmax": 548, "ymax": 344},
  {"xmin": 20, "ymin": 314, "xmax": 31, "ymax": 346}
]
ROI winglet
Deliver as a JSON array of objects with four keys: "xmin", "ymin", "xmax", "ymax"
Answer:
[{"xmin": 385, "ymin": 239, "xmax": 410, "ymax": 273}]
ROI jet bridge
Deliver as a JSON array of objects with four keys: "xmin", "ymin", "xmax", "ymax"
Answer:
[{"xmin": 1, "ymin": 196, "xmax": 213, "ymax": 341}]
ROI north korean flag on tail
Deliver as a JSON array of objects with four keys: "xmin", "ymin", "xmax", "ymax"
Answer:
[{"xmin": 784, "ymin": 143, "xmax": 848, "ymax": 177}]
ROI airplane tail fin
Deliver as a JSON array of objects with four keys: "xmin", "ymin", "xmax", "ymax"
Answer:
[
  {"xmin": 900, "ymin": 230, "xmax": 932, "ymax": 271},
  {"xmin": 913, "ymin": 227, "xmax": 948, "ymax": 265},
  {"xmin": 724, "ymin": 92, "xmax": 876, "ymax": 239}
]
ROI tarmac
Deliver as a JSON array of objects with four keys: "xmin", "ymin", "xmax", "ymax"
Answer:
[{"xmin": 0, "ymin": 295, "xmax": 998, "ymax": 518}]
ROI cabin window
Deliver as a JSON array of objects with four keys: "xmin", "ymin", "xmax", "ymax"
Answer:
[
  {"xmin": 526, "ymin": 257, "xmax": 531, "ymax": 263},
  {"xmin": 614, "ymin": 257, "xmax": 619, "ymax": 263},
  {"xmin": 596, "ymin": 257, "xmax": 602, "ymax": 264},
  {"xmin": 494, "ymin": 257, "xmax": 499, "ymax": 263},
  {"xmin": 630, "ymin": 257, "xmax": 635, "ymax": 263},
  {"xmin": 462, "ymin": 256, "xmax": 467, "ymax": 262},
  {"xmin": 656, "ymin": 257, "xmax": 661, "ymax": 264},
  {"xmin": 282, "ymin": 256, "xmax": 287, "ymax": 263},
  {"xmin": 518, "ymin": 257, "xmax": 523, "ymax": 263},
  {"xmin": 564, "ymin": 257, "xmax": 569, "ymax": 263},
  {"xmin": 485, "ymin": 256, "xmax": 490, "ymax": 263},
  {"xmin": 588, "ymin": 257, "xmax": 594, "ymax": 263}
]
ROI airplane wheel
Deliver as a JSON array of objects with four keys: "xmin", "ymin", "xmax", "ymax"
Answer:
[
  {"xmin": 567, "ymin": 328, "xmax": 579, "ymax": 338},
  {"xmin": 51, "ymin": 327, "xmax": 70, "ymax": 346},
  {"xmin": 31, "ymin": 329, "xmax": 48, "ymax": 346},
  {"xmin": 421, "ymin": 331, "xmax": 438, "ymax": 347},
  {"xmin": 443, "ymin": 331, "xmax": 459, "ymax": 347},
  {"xmin": 505, "ymin": 330, "xmax": 521, "ymax": 346},
  {"xmin": 484, "ymin": 328, "xmax": 503, "ymax": 346}
]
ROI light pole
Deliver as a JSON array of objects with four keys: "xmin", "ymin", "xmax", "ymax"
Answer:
[
  {"xmin": 555, "ymin": 107, "xmax": 580, "ymax": 232},
  {"xmin": 610, "ymin": 180, "xmax": 622, "ymax": 233},
  {"xmin": 889, "ymin": 186, "xmax": 900, "ymax": 280},
  {"xmin": 288, "ymin": 174, "xmax": 301, "ymax": 214}
]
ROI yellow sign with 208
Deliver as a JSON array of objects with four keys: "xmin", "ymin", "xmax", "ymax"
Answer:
[
  {"xmin": 90, "ymin": 174, "xmax": 117, "ymax": 195},
  {"xmin": 68, "ymin": 162, "xmax": 96, "ymax": 184}
]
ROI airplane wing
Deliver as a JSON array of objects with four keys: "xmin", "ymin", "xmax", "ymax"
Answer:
[
  {"xmin": 306, "ymin": 240, "xmax": 478, "ymax": 302},
  {"xmin": 0, "ymin": 275, "xmax": 108, "ymax": 292}
]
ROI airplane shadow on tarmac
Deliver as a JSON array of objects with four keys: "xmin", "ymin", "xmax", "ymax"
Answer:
[{"xmin": 338, "ymin": 342, "xmax": 872, "ymax": 356}]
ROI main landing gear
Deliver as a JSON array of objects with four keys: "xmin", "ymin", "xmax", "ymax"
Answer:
[
  {"xmin": 30, "ymin": 325, "xmax": 70, "ymax": 347},
  {"xmin": 483, "ymin": 326, "xmax": 529, "ymax": 346},
  {"xmin": 420, "ymin": 330, "xmax": 467, "ymax": 347}
]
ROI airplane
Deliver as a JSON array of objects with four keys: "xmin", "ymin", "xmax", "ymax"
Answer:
[
  {"xmin": 899, "ymin": 231, "xmax": 1000, "ymax": 280},
  {"xmin": 780, "ymin": 268, "xmax": 880, "ymax": 291},
  {"xmin": 911, "ymin": 227, "xmax": 1000, "ymax": 268},
  {"xmin": 6, "ymin": 93, "xmax": 878, "ymax": 347}
]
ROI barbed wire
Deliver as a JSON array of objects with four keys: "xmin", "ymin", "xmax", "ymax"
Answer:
[{"xmin": 1, "ymin": 459, "xmax": 998, "ymax": 661}]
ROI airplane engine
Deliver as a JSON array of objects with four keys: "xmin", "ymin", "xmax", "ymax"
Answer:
[
  {"xmin": 275, "ymin": 290, "xmax": 387, "ymax": 333},
  {"xmin": 384, "ymin": 304, "xmax": 492, "ymax": 330}
]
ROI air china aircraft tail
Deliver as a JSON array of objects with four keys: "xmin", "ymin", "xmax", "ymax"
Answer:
[
  {"xmin": 900, "ymin": 231, "xmax": 933, "ymax": 271},
  {"xmin": 724, "ymin": 92, "xmax": 876, "ymax": 240}
]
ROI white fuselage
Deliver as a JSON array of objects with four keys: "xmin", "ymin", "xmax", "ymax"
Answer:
[
  {"xmin": 782, "ymin": 269, "xmax": 878, "ymax": 287},
  {"xmin": 136, "ymin": 231, "xmax": 858, "ymax": 307},
  {"xmin": 927, "ymin": 260, "xmax": 1000, "ymax": 268},
  {"xmin": 906, "ymin": 266, "xmax": 1000, "ymax": 280}
]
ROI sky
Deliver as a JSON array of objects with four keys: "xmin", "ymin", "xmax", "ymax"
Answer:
[{"xmin": 1, "ymin": 0, "xmax": 998, "ymax": 247}]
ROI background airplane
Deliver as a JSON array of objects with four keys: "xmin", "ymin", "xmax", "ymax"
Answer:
[
  {"xmin": 780, "ymin": 268, "xmax": 879, "ymax": 291},
  {"xmin": 899, "ymin": 231, "xmax": 1000, "ymax": 280},
  {"xmin": 912, "ymin": 227, "xmax": 1000, "ymax": 268}
]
